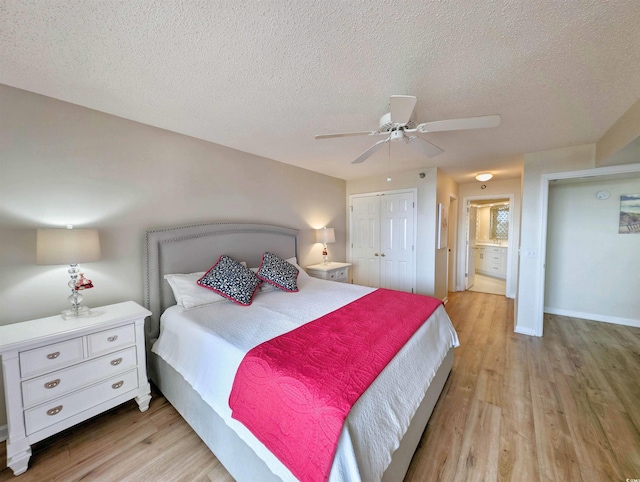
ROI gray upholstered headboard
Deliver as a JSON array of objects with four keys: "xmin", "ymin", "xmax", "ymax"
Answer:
[{"xmin": 143, "ymin": 222, "xmax": 299, "ymax": 340}]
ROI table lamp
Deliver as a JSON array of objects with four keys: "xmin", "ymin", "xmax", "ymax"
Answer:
[
  {"xmin": 36, "ymin": 226, "xmax": 101, "ymax": 319},
  {"xmin": 315, "ymin": 227, "xmax": 335, "ymax": 264}
]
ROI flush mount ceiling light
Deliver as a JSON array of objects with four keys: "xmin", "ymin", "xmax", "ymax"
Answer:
[{"xmin": 475, "ymin": 173, "xmax": 493, "ymax": 182}]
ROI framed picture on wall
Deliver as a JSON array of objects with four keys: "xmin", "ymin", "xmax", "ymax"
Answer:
[
  {"xmin": 619, "ymin": 194, "xmax": 640, "ymax": 234},
  {"xmin": 437, "ymin": 202, "xmax": 449, "ymax": 249}
]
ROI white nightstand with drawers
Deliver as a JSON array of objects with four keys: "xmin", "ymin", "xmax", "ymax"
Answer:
[
  {"xmin": 0, "ymin": 301, "xmax": 151, "ymax": 475},
  {"xmin": 306, "ymin": 262, "xmax": 351, "ymax": 283}
]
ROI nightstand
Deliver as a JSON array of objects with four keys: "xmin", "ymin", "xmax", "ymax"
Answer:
[
  {"xmin": 306, "ymin": 262, "xmax": 351, "ymax": 283},
  {"xmin": 0, "ymin": 301, "xmax": 152, "ymax": 475}
]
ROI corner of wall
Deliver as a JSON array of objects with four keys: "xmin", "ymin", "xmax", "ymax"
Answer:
[{"xmin": 596, "ymin": 99, "xmax": 640, "ymax": 167}]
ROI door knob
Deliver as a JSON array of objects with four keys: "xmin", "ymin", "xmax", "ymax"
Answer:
[
  {"xmin": 381, "ymin": 253, "xmax": 386, "ymax": 257},
  {"xmin": 374, "ymin": 253, "xmax": 379, "ymax": 256}
]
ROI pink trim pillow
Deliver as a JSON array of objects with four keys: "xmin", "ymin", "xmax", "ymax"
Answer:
[
  {"xmin": 198, "ymin": 255, "xmax": 261, "ymax": 306},
  {"xmin": 256, "ymin": 252, "xmax": 299, "ymax": 292}
]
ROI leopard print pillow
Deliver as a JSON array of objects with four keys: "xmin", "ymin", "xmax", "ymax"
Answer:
[
  {"xmin": 256, "ymin": 252, "xmax": 299, "ymax": 292},
  {"xmin": 198, "ymin": 255, "xmax": 261, "ymax": 305}
]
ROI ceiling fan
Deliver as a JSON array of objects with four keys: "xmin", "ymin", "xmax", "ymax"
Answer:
[{"xmin": 315, "ymin": 95, "xmax": 501, "ymax": 164}]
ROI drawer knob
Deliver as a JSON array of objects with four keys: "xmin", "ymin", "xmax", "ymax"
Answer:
[
  {"xmin": 47, "ymin": 405, "xmax": 63, "ymax": 416},
  {"xmin": 44, "ymin": 379, "xmax": 61, "ymax": 389},
  {"xmin": 110, "ymin": 357, "xmax": 123, "ymax": 366},
  {"xmin": 107, "ymin": 335, "xmax": 118, "ymax": 342},
  {"xmin": 112, "ymin": 381, "xmax": 124, "ymax": 390},
  {"xmin": 46, "ymin": 351, "xmax": 60, "ymax": 360}
]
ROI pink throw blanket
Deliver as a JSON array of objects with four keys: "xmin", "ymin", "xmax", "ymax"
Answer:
[{"xmin": 229, "ymin": 288, "xmax": 442, "ymax": 482}]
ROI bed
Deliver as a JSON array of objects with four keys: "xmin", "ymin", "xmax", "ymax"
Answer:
[{"xmin": 143, "ymin": 222, "xmax": 459, "ymax": 482}]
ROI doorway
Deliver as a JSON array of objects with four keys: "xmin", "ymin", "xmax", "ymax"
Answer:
[{"xmin": 462, "ymin": 196, "xmax": 513, "ymax": 296}]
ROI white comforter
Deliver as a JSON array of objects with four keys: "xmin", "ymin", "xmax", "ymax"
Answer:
[{"xmin": 152, "ymin": 277, "xmax": 459, "ymax": 481}]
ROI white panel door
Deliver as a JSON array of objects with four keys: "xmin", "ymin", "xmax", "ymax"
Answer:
[
  {"xmin": 350, "ymin": 191, "xmax": 416, "ymax": 293},
  {"xmin": 350, "ymin": 196, "xmax": 381, "ymax": 287},
  {"xmin": 379, "ymin": 193, "xmax": 415, "ymax": 292},
  {"xmin": 466, "ymin": 205, "xmax": 477, "ymax": 289}
]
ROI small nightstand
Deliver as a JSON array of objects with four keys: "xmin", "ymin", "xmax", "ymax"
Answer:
[
  {"xmin": 0, "ymin": 301, "xmax": 152, "ymax": 475},
  {"xmin": 306, "ymin": 262, "xmax": 351, "ymax": 283}
]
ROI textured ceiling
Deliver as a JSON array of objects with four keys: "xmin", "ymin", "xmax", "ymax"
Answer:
[{"xmin": 2, "ymin": 1, "xmax": 640, "ymax": 183}]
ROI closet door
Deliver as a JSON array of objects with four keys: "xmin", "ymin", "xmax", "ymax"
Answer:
[
  {"xmin": 379, "ymin": 193, "xmax": 415, "ymax": 292},
  {"xmin": 351, "ymin": 196, "xmax": 381, "ymax": 287},
  {"xmin": 350, "ymin": 191, "xmax": 416, "ymax": 293}
]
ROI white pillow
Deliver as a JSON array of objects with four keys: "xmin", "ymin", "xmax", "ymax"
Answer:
[
  {"xmin": 286, "ymin": 257, "xmax": 311, "ymax": 280},
  {"xmin": 164, "ymin": 272, "xmax": 226, "ymax": 309}
]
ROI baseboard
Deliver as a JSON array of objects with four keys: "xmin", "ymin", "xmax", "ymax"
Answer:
[
  {"xmin": 442, "ymin": 296, "xmax": 449, "ymax": 305},
  {"xmin": 0, "ymin": 424, "xmax": 7, "ymax": 442},
  {"xmin": 544, "ymin": 307, "xmax": 640, "ymax": 329},
  {"xmin": 514, "ymin": 325, "xmax": 537, "ymax": 337}
]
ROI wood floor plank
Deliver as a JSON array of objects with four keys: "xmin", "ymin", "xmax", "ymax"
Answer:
[
  {"xmin": 450, "ymin": 293, "xmax": 484, "ymax": 348},
  {"xmin": 594, "ymin": 404, "xmax": 640, "ymax": 478},
  {"xmin": 553, "ymin": 316, "xmax": 590, "ymax": 350},
  {"xmin": 528, "ymin": 374, "xmax": 583, "ymax": 482},
  {"xmin": 502, "ymin": 335, "xmax": 531, "ymax": 398},
  {"xmin": 554, "ymin": 372, "xmax": 622, "ymax": 481},
  {"xmin": 603, "ymin": 323, "xmax": 640, "ymax": 354},
  {"xmin": 65, "ymin": 421, "xmax": 196, "ymax": 481},
  {"xmin": 580, "ymin": 331, "xmax": 640, "ymax": 375},
  {"xmin": 498, "ymin": 386, "xmax": 539, "ymax": 482},
  {"xmin": 603, "ymin": 367, "xmax": 640, "ymax": 434},
  {"xmin": 454, "ymin": 398, "xmax": 502, "ymax": 482},
  {"xmin": 465, "ymin": 295, "xmax": 497, "ymax": 349},
  {"xmin": 571, "ymin": 349, "xmax": 627, "ymax": 412},
  {"xmin": 405, "ymin": 387, "xmax": 472, "ymax": 481},
  {"xmin": 525, "ymin": 325, "xmax": 563, "ymax": 383}
]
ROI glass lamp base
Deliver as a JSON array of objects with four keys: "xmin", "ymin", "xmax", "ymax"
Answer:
[{"xmin": 61, "ymin": 305, "xmax": 91, "ymax": 319}]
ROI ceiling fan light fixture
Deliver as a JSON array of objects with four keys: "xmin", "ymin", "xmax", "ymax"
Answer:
[
  {"xmin": 475, "ymin": 173, "xmax": 493, "ymax": 182},
  {"xmin": 315, "ymin": 95, "xmax": 500, "ymax": 165}
]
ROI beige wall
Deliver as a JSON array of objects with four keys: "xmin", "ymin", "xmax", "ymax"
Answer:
[
  {"xmin": 0, "ymin": 84, "xmax": 347, "ymax": 325},
  {"xmin": 0, "ymin": 84, "xmax": 348, "ymax": 427},
  {"xmin": 545, "ymin": 178, "xmax": 640, "ymax": 325}
]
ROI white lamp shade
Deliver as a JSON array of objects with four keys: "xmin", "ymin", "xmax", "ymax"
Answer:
[
  {"xmin": 37, "ymin": 228, "xmax": 101, "ymax": 265},
  {"xmin": 316, "ymin": 227, "xmax": 335, "ymax": 244}
]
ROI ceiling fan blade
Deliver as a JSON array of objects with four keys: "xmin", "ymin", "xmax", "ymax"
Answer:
[
  {"xmin": 389, "ymin": 95, "xmax": 417, "ymax": 125},
  {"xmin": 352, "ymin": 138, "xmax": 389, "ymax": 164},
  {"xmin": 406, "ymin": 136, "xmax": 444, "ymax": 158},
  {"xmin": 315, "ymin": 130, "xmax": 378, "ymax": 139},
  {"xmin": 417, "ymin": 114, "xmax": 501, "ymax": 133}
]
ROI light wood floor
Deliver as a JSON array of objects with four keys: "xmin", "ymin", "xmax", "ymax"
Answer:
[
  {"xmin": 467, "ymin": 273, "xmax": 506, "ymax": 296},
  {"xmin": 2, "ymin": 291, "xmax": 639, "ymax": 481}
]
